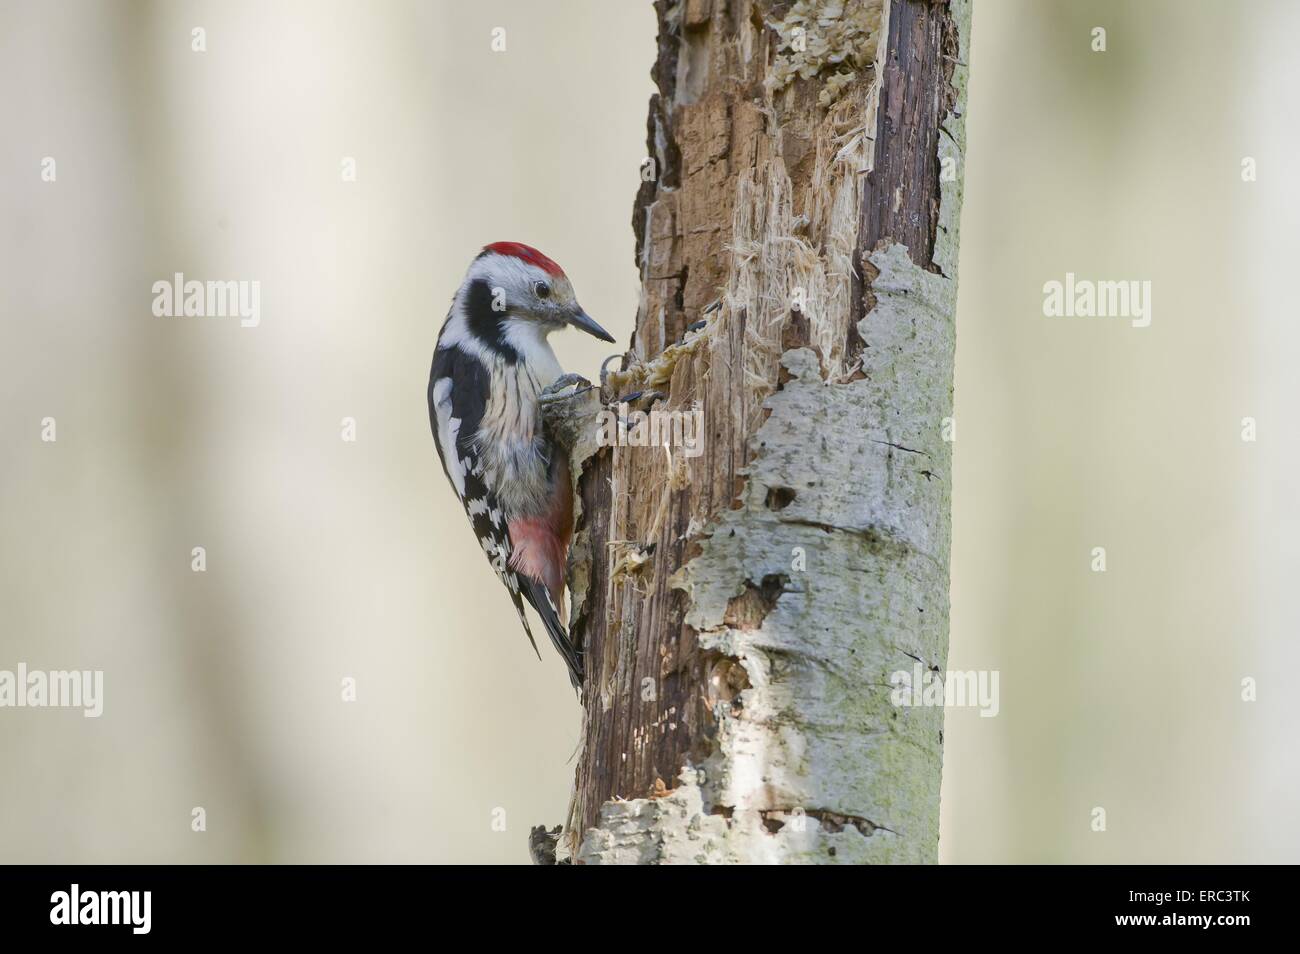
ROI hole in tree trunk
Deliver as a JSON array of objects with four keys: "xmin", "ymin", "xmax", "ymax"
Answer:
[{"xmin": 765, "ymin": 486, "xmax": 797, "ymax": 510}]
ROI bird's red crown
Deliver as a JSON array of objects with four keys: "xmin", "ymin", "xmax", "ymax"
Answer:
[{"xmin": 482, "ymin": 241, "xmax": 565, "ymax": 277}]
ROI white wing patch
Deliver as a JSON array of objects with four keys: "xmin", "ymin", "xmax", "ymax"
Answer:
[{"xmin": 431, "ymin": 377, "xmax": 466, "ymax": 497}]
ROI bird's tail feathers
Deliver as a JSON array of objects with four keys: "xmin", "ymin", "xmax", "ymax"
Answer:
[
  {"xmin": 510, "ymin": 596, "xmax": 543, "ymax": 662},
  {"xmin": 520, "ymin": 576, "xmax": 583, "ymax": 689}
]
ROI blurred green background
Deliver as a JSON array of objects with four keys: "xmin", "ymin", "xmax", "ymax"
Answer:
[{"xmin": 1, "ymin": 0, "xmax": 1295, "ymax": 863}]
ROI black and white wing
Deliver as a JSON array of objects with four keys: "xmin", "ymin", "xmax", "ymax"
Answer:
[{"xmin": 428, "ymin": 343, "xmax": 542, "ymax": 658}]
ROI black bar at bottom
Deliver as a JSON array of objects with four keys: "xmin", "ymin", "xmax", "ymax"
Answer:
[{"xmin": 0, "ymin": 864, "xmax": 1271, "ymax": 939}]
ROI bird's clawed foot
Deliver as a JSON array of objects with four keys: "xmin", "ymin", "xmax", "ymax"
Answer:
[
  {"xmin": 611, "ymin": 389, "xmax": 665, "ymax": 408},
  {"xmin": 540, "ymin": 374, "xmax": 601, "ymax": 452},
  {"xmin": 539, "ymin": 373, "xmax": 594, "ymax": 407}
]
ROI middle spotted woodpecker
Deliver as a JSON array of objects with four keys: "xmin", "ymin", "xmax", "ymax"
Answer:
[{"xmin": 428, "ymin": 242, "xmax": 614, "ymax": 689}]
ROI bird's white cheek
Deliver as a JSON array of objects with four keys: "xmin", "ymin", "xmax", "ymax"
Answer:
[{"xmin": 502, "ymin": 320, "xmax": 564, "ymax": 386}]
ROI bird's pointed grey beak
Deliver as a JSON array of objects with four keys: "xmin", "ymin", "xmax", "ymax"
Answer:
[{"xmin": 568, "ymin": 308, "xmax": 616, "ymax": 343}]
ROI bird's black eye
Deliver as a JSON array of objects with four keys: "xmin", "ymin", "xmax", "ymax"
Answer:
[{"xmin": 534, "ymin": 281, "xmax": 551, "ymax": 299}]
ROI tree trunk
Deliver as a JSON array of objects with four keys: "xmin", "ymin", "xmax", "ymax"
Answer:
[{"xmin": 561, "ymin": 0, "xmax": 970, "ymax": 864}]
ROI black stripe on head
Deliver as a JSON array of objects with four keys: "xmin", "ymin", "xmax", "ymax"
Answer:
[{"xmin": 464, "ymin": 278, "xmax": 519, "ymax": 363}]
